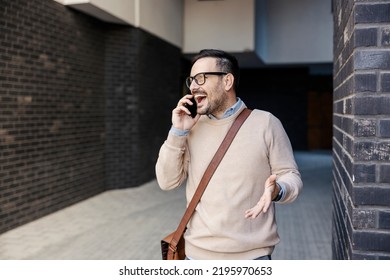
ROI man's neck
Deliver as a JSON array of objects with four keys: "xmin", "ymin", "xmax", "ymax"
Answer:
[{"xmin": 208, "ymin": 97, "xmax": 241, "ymax": 120}]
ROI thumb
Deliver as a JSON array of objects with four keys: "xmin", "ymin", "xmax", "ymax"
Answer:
[{"xmin": 267, "ymin": 174, "xmax": 277, "ymax": 186}]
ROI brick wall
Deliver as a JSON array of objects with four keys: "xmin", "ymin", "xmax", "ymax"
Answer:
[
  {"xmin": 332, "ymin": 0, "xmax": 390, "ymax": 259},
  {"xmin": 105, "ymin": 27, "xmax": 182, "ymax": 189},
  {"xmin": 0, "ymin": 0, "xmax": 107, "ymax": 233},
  {"xmin": 0, "ymin": 0, "xmax": 182, "ymax": 233}
]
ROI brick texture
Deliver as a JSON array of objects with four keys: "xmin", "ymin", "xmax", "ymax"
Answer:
[
  {"xmin": 104, "ymin": 27, "xmax": 181, "ymax": 189},
  {"xmin": 332, "ymin": 0, "xmax": 390, "ymax": 259},
  {"xmin": 0, "ymin": 0, "xmax": 182, "ymax": 233},
  {"xmin": 0, "ymin": 0, "xmax": 106, "ymax": 233},
  {"xmin": 382, "ymin": 73, "xmax": 390, "ymax": 92}
]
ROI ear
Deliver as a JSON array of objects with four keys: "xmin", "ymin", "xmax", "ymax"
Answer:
[{"xmin": 223, "ymin": 73, "xmax": 234, "ymax": 91}]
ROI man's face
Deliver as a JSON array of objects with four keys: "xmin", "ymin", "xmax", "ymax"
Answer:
[{"xmin": 189, "ymin": 57, "xmax": 228, "ymax": 117}]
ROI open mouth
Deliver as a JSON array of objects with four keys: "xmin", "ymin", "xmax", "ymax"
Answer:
[{"xmin": 194, "ymin": 94, "xmax": 206, "ymax": 104}]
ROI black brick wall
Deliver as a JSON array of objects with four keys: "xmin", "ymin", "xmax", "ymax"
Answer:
[
  {"xmin": 105, "ymin": 26, "xmax": 181, "ymax": 189},
  {"xmin": 0, "ymin": 0, "xmax": 182, "ymax": 233},
  {"xmin": 332, "ymin": 0, "xmax": 390, "ymax": 259},
  {"xmin": 0, "ymin": 0, "xmax": 106, "ymax": 233}
]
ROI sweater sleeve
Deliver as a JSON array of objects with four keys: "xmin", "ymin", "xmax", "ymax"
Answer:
[
  {"xmin": 155, "ymin": 131, "xmax": 190, "ymax": 191},
  {"xmin": 266, "ymin": 113, "xmax": 303, "ymax": 204}
]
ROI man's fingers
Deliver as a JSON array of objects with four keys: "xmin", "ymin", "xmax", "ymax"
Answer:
[
  {"xmin": 245, "ymin": 208, "xmax": 260, "ymax": 219},
  {"xmin": 262, "ymin": 200, "xmax": 271, "ymax": 213},
  {"xmin": 244, "ymin": 176, "xmax": 276, "ymax": 219}
]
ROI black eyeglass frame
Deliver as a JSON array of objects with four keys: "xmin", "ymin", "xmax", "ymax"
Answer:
[{"xmin": 185, "ymin": 72, "xmax": 228, "ymax": 89}]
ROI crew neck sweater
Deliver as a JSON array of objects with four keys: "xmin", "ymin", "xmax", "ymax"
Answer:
[{"xmin": 156, "ymin": 103, "xmax": 302, "ymax": 260}]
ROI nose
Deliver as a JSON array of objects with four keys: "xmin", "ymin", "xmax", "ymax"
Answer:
[{"xmin": 189, "ymin": 79, "xmax": 199, "ymax": 92}]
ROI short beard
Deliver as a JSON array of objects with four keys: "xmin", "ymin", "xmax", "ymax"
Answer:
[
  {"xmin": 202, "ymin": 93, "xmax": 228, "ymax": 118},
  {"xmin": 193, "ymin": 81, "xmax": 228, "ymax": 117}
]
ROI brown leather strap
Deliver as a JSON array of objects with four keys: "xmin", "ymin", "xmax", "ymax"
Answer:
[{"xmin": 168, "ymin": 108, "xmax": 252, "ymax": 257}]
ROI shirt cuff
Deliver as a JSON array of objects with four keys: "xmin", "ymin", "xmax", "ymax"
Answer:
[
  {"xmin": 170, "ymin": 126, "xmax": 190, "ymax": 136},
  {"xmin": 273, "ymin": 181, "xmax": 286, "ymax": 202}
]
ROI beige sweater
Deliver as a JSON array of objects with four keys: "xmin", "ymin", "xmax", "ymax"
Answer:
[{"xmin": 155, "ymin": 104, "xmax": 303, "ymax": 259}]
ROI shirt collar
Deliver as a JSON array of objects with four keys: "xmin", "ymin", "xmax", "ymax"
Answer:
[{"xmin": 208, "ymin": 98, "xmax": 243, "ymax": 120}]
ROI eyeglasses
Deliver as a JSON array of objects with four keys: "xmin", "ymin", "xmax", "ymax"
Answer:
[{"xmin": 185, "ymin": 72, "xmax": 228, "ymax": 89}]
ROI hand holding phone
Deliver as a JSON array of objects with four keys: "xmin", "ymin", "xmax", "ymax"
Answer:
[{"xmin": 184, "ymin": 96, "xmax": 197, "ymax": 118}]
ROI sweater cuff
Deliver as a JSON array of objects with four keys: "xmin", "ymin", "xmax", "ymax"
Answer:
[
  {"xmin": 170, "ymin": 126, "xmax": 190, "ymax": 136},
  {"xmin": 273, "ymin": 181, "xmax": 286, "ymax": 202},
  {"xmin": 166, "ymin": 130, "xmax": 188, "ymax": 149}
]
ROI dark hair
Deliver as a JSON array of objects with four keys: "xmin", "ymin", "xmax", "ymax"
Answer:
[{"xmin": 192, "ymin": 49, "xmax": 240, "ymax": 92}]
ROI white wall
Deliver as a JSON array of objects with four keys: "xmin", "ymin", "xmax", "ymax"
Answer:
[
  {"xmin": 183, "ymin": 0, "xmax": 255, "ymax": 53},
  {"xmin": 54, "ymin": 0, "xmax": 183, "ymax": 48},
  {"xmin": 256, "ymin": 0, "xmax": 333, "ymax": 64},
  {"xmin": 90, "ymin": 0, "xmax": 135, "ymax": 24},
  {"xmin": 139, "ymin": 0, "xmax": 183, "ymax": 47},
  {"xmin": 53, "ymin": 0, "xmax": 136, "ymax": 24}
]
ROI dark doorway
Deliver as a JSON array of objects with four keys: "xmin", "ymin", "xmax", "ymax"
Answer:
[{"xmin": 239, "ymin": 67, "xmax": 332, "ymax": 151}]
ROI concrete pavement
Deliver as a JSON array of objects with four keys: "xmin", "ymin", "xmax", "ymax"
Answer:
[{"xmin": 0, "ymin": 151, "xmax": 333, "ymax": 260}]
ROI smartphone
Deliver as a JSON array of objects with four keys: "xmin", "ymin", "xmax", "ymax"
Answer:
[{"xmin": 184, "ymin": 96, "xmax": 197, "ymax": 118}]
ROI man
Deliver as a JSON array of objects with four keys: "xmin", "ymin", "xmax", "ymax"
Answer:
[{"xmin": 155, "ymin": 49, "xmax": 303, "ymax": 260}]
